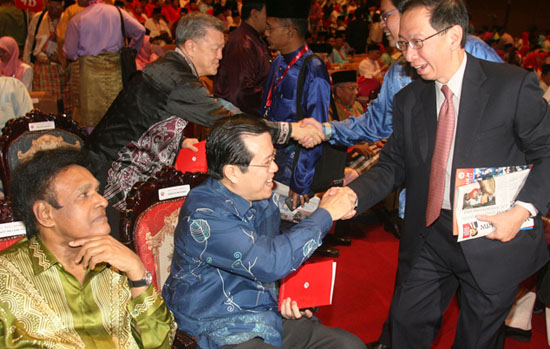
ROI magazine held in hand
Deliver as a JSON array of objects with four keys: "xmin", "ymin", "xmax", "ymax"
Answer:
[{"xmin": 453, "ymin": 165, "xmax": 533, "ymax": 242}]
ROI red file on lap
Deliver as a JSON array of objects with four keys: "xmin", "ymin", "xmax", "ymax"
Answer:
[{"xmin": 278, "ymin": 260, "xmax": 336, "ymax": 311}]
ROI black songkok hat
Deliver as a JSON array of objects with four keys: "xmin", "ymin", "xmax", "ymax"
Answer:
[
  {"xmin": 266, "ymin": 0, "xmax": 312, "ymax": 19},
  {"xmin": 309, "ymin": 43, "xmax": 333, "ymax": 54},
  {"xmin": 331, "ymin": 70, "xmax": 357, "ymax": 84}
]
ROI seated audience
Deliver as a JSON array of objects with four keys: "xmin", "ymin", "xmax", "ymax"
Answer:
[
  {"xmin": 358, "ymin": 43, "xmax": 386, "ymax": 81},
  {"xmin": 0, "ymin": 148, "xmax": 176, "ymax": 347},
  {"xmin": 161, "ymin": 0, "xmax": 181, "ymax": 23},
  {"xmin": 131, "ymin": 2, "xmax": 149, "ymax": 24},
  {"xmin": 0, "ymin": 36, "xmax": 33, "ymax": 90},
  {"xmin": 145, "ymin": 7, "xmax": 172, "ymax": 41},
  {"xmin": 329, "ymin": 32, "xmax": 350, "ymax": 66},
  {"xmin": 163, "ymin": 114, "xmax": 364, "ymax": 348}
]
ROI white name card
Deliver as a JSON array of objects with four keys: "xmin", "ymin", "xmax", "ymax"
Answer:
[
  {"xmin": 158, "ymin": 185, "xmax": 190, "ymax": 201},
  {"xmin": 28, "ymin": 121, "xmax": 55, "ymax": 131},
  {"xmin": 0, "ymin": 221, "xmax": 27, "ymax": 239}
]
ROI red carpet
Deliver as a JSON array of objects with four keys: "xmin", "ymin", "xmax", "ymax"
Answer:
[{"xmin": 314, "ymin": 223, "xmax": 549, "ymax": 348}]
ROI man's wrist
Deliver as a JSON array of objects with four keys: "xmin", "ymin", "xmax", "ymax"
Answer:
[
  {"xmin": 126, "ymin": 262, "xmax": 147, "ymax": 282},
  {"xmin": 514, "ymin": 201, "xmax": 537, "ymax": 217},
  {"xmin": 322, "ymin": 123, "xmax": 332, "ymax": 140}
]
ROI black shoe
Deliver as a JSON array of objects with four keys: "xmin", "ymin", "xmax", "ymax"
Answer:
[
  {"xmin": 314, "ymin": 245, "xmax": 340, "ymax": 257},
  {"xmin": 504, "ymin": 325, "xmax": 532, "ymax": 342},
  {"xmin": 325, "ymin": 234, "xmax": 352, "ymax": 246},
  {"xmin": 365, "ymin": 342, "xmax": 391, "ymax": 349}
]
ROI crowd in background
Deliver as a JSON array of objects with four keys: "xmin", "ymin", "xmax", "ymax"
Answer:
[{"xmin": 2, "ymin": 0, "xmax": 550, "ymax": 120}]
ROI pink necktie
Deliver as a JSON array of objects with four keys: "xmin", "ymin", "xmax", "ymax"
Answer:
[{"xmin": 426, "ymin": 85, "xmax": 455, "ymax": 226}]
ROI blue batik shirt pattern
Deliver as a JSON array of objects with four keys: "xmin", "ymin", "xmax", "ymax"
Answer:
[
  {"xmin": 162, "ymin": 177, "xmax": 333, "ymax": 348},
  {"xmin": 260, "ymin": 45, "xmax": 331, "ymax": 195}
]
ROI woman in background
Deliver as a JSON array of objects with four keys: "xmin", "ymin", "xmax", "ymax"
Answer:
[{"xmin": 0, "ymin": 36, "xmax": 33, "ymax": 91}]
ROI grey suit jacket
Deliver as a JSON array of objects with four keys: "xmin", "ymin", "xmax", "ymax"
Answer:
[{"xmin": 349, "ymin": 54, "xmax": 550, "ymax": 294}]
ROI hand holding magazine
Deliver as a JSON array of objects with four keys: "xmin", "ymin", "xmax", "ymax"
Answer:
[{"xmin": 453, "ymin": 165, "xmax": 533, "ymax": 242}]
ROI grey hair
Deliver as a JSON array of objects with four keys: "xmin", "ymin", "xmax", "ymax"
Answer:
[{"xmin": 175, "ymin": 12, "xmax": 226, "ymax": 46}]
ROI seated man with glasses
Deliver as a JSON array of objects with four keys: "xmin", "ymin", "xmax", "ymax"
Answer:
[{"xmin": 162, "ymin": 114, "xmax": 364, "ymax": 349}]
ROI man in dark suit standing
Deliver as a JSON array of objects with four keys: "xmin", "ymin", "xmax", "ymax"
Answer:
[{"xmin": 346, "ymin": 0, "xmax": 550, "ymax": 347}]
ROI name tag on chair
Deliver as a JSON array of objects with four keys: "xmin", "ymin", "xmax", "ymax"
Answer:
[
  {"xmin": 28, "ymin": 121, "xmax": 55, "ymax": 132},
  {"xmin": 0, "ymin": 221, "xmax": 26, "ymax": 239},
  {"xmin": 158, "ymin": 185, "xmax": 190, "ymax": 201}
]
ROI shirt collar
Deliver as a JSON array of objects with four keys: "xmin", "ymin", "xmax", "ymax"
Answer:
[
  {"xmin": 282, "ymin": 44, "xmax": 307, "ymax": 64},
  {"xmin": 209, "ymin": 177, "xmax": 269, "ymax": 219},
  {"xmin": 28, "ymin": 235, "xmax": 108, "ymax": 276},
  {"xmin": 175, "ymin": 46, "xmax": 199, "ymax": 78},
  {"xmin": 435, "ymin": 53, "xmax": 467, "ymax": 100},
  {"xmin": 28, "ymin": 235, "xmax": 60, "ymax": 275}
]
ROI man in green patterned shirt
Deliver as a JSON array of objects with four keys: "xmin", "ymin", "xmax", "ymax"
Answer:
[{"xmin": 0, "ymin": 148, "xmax": 176, "ymax": 348}]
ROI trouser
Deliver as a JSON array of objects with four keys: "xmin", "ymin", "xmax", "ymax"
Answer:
[
  {"xmin": 222, "ymin": 317, "xmax": 365, "ymax": 349},
  {"xmin": 389, "ymin": 213, "xmax": 518, "ymax": 348}
]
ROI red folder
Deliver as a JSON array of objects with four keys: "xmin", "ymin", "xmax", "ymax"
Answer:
[
  {"xmin": 175, "ymin": 140, "xmax": 207, "ymax": 173},
  {"xmin": 278, "ymin": 260, "xmax": 336, "ymax": 311}
]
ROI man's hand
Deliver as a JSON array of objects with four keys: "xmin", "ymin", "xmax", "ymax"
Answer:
[
  {"xmin": 181, "ymin": 137, "xmax": 199, "ymax": 151},
  {"xmin": 353, "ymin": 143, "xmax": 376, "ymax": 158},
  {"xmin": 291, "ymin": 119, "xmax": 325, "ymax": 148},
  {"xmin": 319, "ymin": 186, "xmax": 357, "ymax": 221},
  {"xmin": 280, "ymin": 297, "xmax": 313, "ymax": 320},
  {"xmin": 70, "ymin": 235, "xmax": 145, "ymax": 277},
  {"xmin": 69, "ymin": 236, "xmax": 148, "ymax": 292},
  {"xmin": 477, "ymin": 205, "xmax": 531, "ymax": 242},
  {"xmin": 289, "ymin": 189, "xmax": 310, "ymax": 210}
]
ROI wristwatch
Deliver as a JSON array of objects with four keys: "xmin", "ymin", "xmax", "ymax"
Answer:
[{"xmin": 128, "ymin": 270, "xmax": 153, "ymax": 288}]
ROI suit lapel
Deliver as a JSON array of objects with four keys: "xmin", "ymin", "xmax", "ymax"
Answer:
[
  {"xmin": 452, "ymin": 54, "xmax": 489, "ymax": 169},
  {"xmin": 417, "ymin": 80, "xmax": 437, "ymax": 165}
]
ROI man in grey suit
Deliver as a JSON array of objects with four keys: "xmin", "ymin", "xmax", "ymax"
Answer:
[{"xmin": 346, "ymin": 0, "xmax": 550, "ymax": 347}]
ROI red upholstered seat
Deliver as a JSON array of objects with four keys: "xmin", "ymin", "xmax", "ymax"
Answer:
[
  {"xmin": 133, "ymin": 199, "xmax": 184, "ymax": 290},
  {"xmin": 120, "ymin": 166, "xmax": 207, "ymax": 349}
]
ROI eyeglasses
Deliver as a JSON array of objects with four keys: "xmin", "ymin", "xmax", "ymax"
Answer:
[
  {"xmin": 396, "ymin": 25, "xmax": 453, "ymax": 51},
  {"xmin": 247, "ymin": 150, "xmax": 277, "ymax": 168},
  {"xmin": 381, "ymin": 9, "xmax": 398, "ymax": 22}
]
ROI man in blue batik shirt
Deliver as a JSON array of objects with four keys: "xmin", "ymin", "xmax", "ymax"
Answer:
[
  {"xmin": 163, "ymin": 115, "xmax": 364, "ymax": 349},
  {"xmin": 260, "ymin": 0, "xmax": 331, "ymax": 209}
]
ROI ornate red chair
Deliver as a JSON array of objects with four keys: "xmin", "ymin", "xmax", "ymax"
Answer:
[
  {"xmin": 120, "ymin": 166, "xmax": 207, "ymax": 349},
  {"xmin": 0, "ymin": 109, "xmax": 88, "ymax": 197},
  {"xmin": 0, "ymin": 200, "xmax": 26, "ymax": 251}
]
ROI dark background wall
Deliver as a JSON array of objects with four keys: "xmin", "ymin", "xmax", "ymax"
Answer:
[{"xmin": 465, "ymin": 0, "xmax": 550, "ymax": 36}]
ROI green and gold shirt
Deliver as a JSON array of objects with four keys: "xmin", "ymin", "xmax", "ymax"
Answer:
[{"xmin": 0, "ymin": 236, "xmax": 176, "ymax": 348}]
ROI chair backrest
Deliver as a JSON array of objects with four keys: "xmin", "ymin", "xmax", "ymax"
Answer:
[
  {"xmin": 0, "ymin": 199, "xmax": 26, "ymax": 251},
  {"xmin": 0, "ymin": 110, "xmax": 88, "ymax": 197},
  {"xmin": 121, "ymin": 166, "xmax": 207, "ymax": 291}
]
